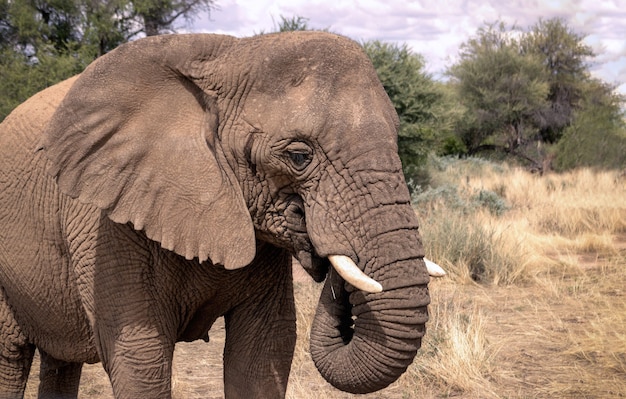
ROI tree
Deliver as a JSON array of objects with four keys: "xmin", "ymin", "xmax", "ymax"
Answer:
[
  {"xmin": 447, "ymin": 22, "xmax": 550, "ymax": 168},
  {"xmin": 0, "ymin": 45, "xmax": 86, "ymax": 119},
  {"xmin": 362, "ymin": 41, "xmax": 446, "ymax": 176},
  {"xmin": 554, "ymin": 79, "xmax": 626, "ymax": 170},
  {"xmin": 521, "ymin": 18, "xmax": 594, "ymax": 143},
  {"xmin": 131, "ymin": 0, "xmax": 216, "ymax": 36},
  {"xmin": 446, "ymin": 19, "xmax": 623, "ymax": 171},
  {"xmin": 0, "ymin": 0, "xmax": 90, "ymax": 120}
]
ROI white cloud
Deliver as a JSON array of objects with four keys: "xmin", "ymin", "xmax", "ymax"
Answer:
[{"xmin": 189, "ymin": 0, "xmax": 626, "ymax": 94}]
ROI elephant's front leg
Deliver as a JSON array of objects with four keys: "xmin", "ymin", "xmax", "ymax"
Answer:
[
  {"xmin": 98, "ymin": 325, "xmax": 175, "ymax": 399},
  {"xmin": 223, "ymin": 247, "xmax": 296, "ymax": 399},
  {"xmin": 88, "ymin": 235, "xmax": 177, "ymax": 398}
]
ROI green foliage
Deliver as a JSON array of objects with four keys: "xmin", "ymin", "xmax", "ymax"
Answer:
[
  {"xmin": 473, "ymin": 189, "xmax": 509, "ymax": 216},
  {"xmin": 275, "ymin": 15, "xmax": 309, "ymax": 32},
  {"xmin": 521, "ymin": 18, "xmax": 594, "ymax": 143},
  {"xmin": 0, "ymin": 46, "xmax": 86, "ymax": 118},
  {"xmin": 256, "ymin": 14, "xmax": 329, "ymax": 35},
  {"xmin": 0, "ymin": 0, "xmax": 93, "ymax": 121},
  {"xmin": 447, "ymin": 18, "xmax": 624, "ymax": 171},
  {"xmin": 412, "ymin": 156, "xmax": 510, "ymax": 217},
  {"xmin": 448, "ymin": 22, "xmax": 550, "ymax": 165},
  {"xmin": 132, "ymin": 0, "xmax": 216, "ymax": 36},
  {"xmin": 440, "ymin": 136, "xmax": 467, "ymax": 156},
  {"xmin": 0, "ymin": 0, "xmax": 217, "ymax": 122},
  {"xmin": 80, "ymin": 1, "xmax": 133, "ymax": 56},
  {"xmin": 412, "ymin": 183, "xmax": 466, "ymax": 210},
  {"xmin": 554, "ymin": 79, "xmax": 626, "ymax": 170},
  {"xmin": 362, "ymin": 41, "xmax": 448, "ymax": 177},
  {"xmin": 412, "ymin": 182, "xmax": 509, "ymax": 217}
]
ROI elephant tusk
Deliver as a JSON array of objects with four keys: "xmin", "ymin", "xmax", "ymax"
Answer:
[
  {"xmin": 424, "ymin": 257, "xmax": 446, "ymax": 277},
  {"xmin": 328, "ymin": 255, "xmax": 383, "ymax": 293}
]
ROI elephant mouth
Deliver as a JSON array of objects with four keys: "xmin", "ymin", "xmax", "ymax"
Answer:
[
  {"xmin": 253, "ymin": 193, "xmax": 329, "ymax": 281},
  {"xmin": 294, "ymin": 249, "xmax": 329, "ymax": 283},
  {"xmin": 284, "ymin": 199, "xmax": 307, "ymax": 234},
  {"xmin": 255, "ymin": 193, "xmax": 387, "ymax": 291},
  {"xmin": 282, "ymin": 197, "xmax": 383, "ymax": 291},
  {"xmin": 278, "ymin": 195, "xmax": 329, "ymax": 282}
]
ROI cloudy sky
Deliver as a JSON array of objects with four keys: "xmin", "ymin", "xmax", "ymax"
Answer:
[{"xmin": 187, "ymin": 0, "xmax": 626, "ymax": 94}]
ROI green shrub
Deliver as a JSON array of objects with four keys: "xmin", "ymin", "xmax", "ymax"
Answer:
[
  {"xmin": 413, "ymin": 185, "xmax": 509, "ymax": 217},
  {"xmin": 472, "ymin": 189, "xmax": 510, "ymax": 216}
]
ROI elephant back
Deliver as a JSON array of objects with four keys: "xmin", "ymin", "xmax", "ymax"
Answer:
[{"xmin": 0, "ymin": 77, "xmax": 77, "ymax": 159}]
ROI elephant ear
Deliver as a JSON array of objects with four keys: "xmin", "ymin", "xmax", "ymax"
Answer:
[{"xmin": 41, "ymin": 34, "xmax": 256, "ymax": 269}]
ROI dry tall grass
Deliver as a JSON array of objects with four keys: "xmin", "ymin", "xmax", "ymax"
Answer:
[{"xmin": 416, "ymin": 158, "xmax": 626, "ymax": 282}]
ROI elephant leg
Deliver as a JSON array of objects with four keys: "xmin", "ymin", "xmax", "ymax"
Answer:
[
  {"xmin": 88, "ymin": 229, "xmax": 176, "ymax": 399},
  {"xmin": 223, "ymin": 247, "xmax": 296, "ymax": 399},
  {"xmin": 97, "ymin": 329, "xmax": 174, "ymax": 399},
  {"xmin": 37, "ymin": 350, "xmax": 82, "ymax": 398},
  {"xmin": 0, "ymin": 288, "xmax": 35, "ymax": 399}
]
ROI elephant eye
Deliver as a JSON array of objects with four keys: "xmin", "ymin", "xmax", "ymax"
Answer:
[
  {"xmin": 283, "ymin": 141, "xmax": 313, "ymax": 171},
  {"xmin": 288, "ymin": 151, "xmax": 311, "ymax": 169}
]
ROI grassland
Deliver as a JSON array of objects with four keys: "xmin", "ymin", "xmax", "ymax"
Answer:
[{"xmin": 25, "ymin": 158, "xmax": 626, "ymax": 398}]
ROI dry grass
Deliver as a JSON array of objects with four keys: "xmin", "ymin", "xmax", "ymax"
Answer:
[
  {"xmin": 416, "ymin": 158, "xmax": 626, "ymax": 282},
  {"xmin": 24, "ymin": 160, "xmax": 626, "ymax": 398}
]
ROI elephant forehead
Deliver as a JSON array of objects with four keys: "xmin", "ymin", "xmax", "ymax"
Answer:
[
  {"xmin": 242, "ymin": 82, "xmax": 323, "ymax": 131},
  {"xmin": 247, "ymin": 32, "xmax": 375, "ymax": 94},
  {"xmin": 242, "ymin": 81, "xmax": 398, "ymax": 149}
]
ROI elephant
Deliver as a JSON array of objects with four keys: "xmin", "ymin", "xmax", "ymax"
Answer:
[{"xmin": 0, "ymin": 31, "xmax": 439, "ymax": 398}]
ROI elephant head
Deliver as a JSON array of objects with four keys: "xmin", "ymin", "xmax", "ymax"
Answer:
[{"xmin": 41, "ymin": 32, "xmax": 431, "ymax": 393}]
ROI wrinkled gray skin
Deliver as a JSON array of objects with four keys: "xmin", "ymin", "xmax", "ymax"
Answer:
[{"xmin": 0, "ymin": 32, "xmax": 430, "ymax": 398}]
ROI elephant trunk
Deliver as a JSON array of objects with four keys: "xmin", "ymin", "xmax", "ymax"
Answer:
[
  {"xmin": 311, "ymin": 231, "xmax": 429, "ymax": 393},
  {"xmin": 305, "ymin": 155, "xmax": 431, "ymax": 393}
]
